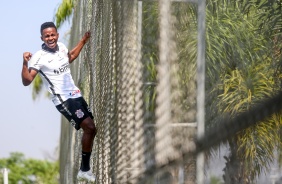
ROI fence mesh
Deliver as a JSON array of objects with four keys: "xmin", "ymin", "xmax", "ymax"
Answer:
[{"xmin": 58, "ymin": 0, "xmax": 282, "ymax": 183}]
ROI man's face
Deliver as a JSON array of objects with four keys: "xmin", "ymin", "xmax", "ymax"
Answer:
[{"xmin": 41, "ymin": 27, "xmax": 59, "ymax": 49}]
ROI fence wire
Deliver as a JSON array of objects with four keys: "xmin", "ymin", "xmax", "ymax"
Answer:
[{"xmin": 58, "ymin": 0, "xmax": 282, "ymax": 184}]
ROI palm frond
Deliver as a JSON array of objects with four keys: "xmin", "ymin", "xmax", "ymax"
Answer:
[
  {"xmin": 54, "ymin": 0, "xmax": 75, "ymax": 28},
  {"xmin": 32, "ymin": 75, "xmax": 43, "ymax": 100},
  {"xmin": 240, "ymin": 0, "xmax": 282, "ymax": 37}
]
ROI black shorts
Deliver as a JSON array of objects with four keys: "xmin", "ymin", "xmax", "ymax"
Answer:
[{"xmin": 56, "ymin": 97, "xmax": 94, "ymax": 130}]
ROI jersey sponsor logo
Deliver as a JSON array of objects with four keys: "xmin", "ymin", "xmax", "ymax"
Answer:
[
  {"xmin": 54, "ymin": 69, "xmax": 60, "ymax": 74},
  {"xmin": 69, "ymin": 90, "xmax": 81, "ymax": 96},
  {"xmin": 75, "ymin": 109, "xmax": 84, "ymax": 119},
  {"xmin": 53, "ymin": 63, "xmax": 70, "ymax": 74}
]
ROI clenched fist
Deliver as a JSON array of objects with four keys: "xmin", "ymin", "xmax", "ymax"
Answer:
[{"xmin": 23, "ymin": 52, "xmax": 32, "ymax": 63}]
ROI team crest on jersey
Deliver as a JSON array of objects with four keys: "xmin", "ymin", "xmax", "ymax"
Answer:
[{"xmin": 75, "ymin": 109, "xmax": 84, "ymax": 118}]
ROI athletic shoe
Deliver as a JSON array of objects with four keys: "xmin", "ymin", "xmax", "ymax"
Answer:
[{"xmin": 77, "ymin": 170, "xmax": 96, "ymax": 183}]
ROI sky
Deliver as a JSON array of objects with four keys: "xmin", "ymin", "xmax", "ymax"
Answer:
[{"xmin": 0, "ymin": 1, "xmax": 71, "ymax": 160}]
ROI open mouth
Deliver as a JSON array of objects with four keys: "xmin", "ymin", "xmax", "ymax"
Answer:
[{"xmin": 47, "ymin": 41, "xmax": 56, "ymax": 48}]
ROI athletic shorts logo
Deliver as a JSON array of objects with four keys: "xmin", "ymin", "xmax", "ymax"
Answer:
[
  {"xmin": 87, "ymin": 107, "xmax": 92, "ymax": 113},
  {"xmin": 75, "ymin": 109, "xmax": 84, "ymax": 118},
  {"xmin": 70, "ymin": 119, "xmax": 76, "ymax": 127}
]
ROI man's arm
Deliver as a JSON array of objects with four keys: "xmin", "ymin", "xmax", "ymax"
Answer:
[
  {"xmin": 21, "ymin": 52, "xmax": 38, "ymax": 86},
  {"xmin": 68, "ymin": 31, "xmax": 91, "ymax": 63}
]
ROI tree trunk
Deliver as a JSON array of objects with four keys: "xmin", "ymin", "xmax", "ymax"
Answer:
[{"xmin": 223, "ymin": 140, "xmax": 251, "ymax": 184}]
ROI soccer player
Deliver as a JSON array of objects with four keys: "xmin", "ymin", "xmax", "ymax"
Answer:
[{"xmin": 21, "ymin": 22, "xmax": 96, "ymax": 183}]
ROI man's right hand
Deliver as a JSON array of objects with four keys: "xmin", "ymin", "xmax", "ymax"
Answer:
[
  {"xmin": 23, "ymin": 52, "xmax": 32, "ymax": 63},
  {"xmin": 22, "ymin": 52, "xmax": 38, "ymax": 86}
]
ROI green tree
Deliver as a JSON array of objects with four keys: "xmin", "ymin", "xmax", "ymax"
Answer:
[
  {"xmin": 55, "ymin": 0, "xmax": 75, "ymax": 29},
  {"xmin": 175, "ymin": 0, "xmax": 282, "ymax": 183},
  {"xmin": 31, "ymin": 75, "xmax": 44, "ymax": 100},
  {"xmin": 210, "ymin": 175, "xmax": 223, "ymax": 184},
  {"xmin": 205, "ymin": 1, "xmax": 282, "ymax": 183},
  {"xmin": 0, "ymin": 152, "xmax": 59, "ymax": 184},
  {"xmin": 238, "ymin": 0, "xmax": 282, "ymax": 93}
]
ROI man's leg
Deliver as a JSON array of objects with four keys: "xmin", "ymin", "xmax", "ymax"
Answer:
[
  {"xmin": 80, "ymin": 117, "xmax": 96, "ymax": 152},
  {"xmin": 79, "ymin": 117, "xmax": 97, "ymax": 171},
  {"xmin": 77, "ymin": 117, "xmax": 97, "ymax": 182}
]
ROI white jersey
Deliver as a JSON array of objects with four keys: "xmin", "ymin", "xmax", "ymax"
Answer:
[{"xmin": 29, "ymin": 42, "xmax": 82, "ymax": 106}]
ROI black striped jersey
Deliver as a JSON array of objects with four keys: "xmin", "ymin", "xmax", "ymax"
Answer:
[{"xmin": 29, "ymin": 42, "xmax": 82, "ymax": 105}]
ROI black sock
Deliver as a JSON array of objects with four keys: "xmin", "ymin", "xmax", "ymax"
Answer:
[{"xmin": 80, "ymin": 151, "xmax": 91, "ymax": 171}]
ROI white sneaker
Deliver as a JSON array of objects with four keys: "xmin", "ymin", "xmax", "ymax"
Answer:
[{"xmin": 77, "ymin": 170, "xmax": 96, "ymax": 183}]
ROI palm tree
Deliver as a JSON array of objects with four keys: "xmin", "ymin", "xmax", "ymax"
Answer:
[
  {"xmin": 176, "ymin": 1, "xmax": 282, "ymax": 182},
  {"xmin": 205, "ymin": 1, "xmax": 282, "ymax": 183},
  {"xmin": 239, "ymin": 0, "xmax": 282, "ymax": 90},
  {"xmin": 54, "ymin": 0, "xmax": 75, "ymax": 29}
]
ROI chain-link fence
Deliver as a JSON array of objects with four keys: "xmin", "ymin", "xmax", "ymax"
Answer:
[{"xmin": 59, "ymin": 0, "xmax": 282, "ymax": 183}]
